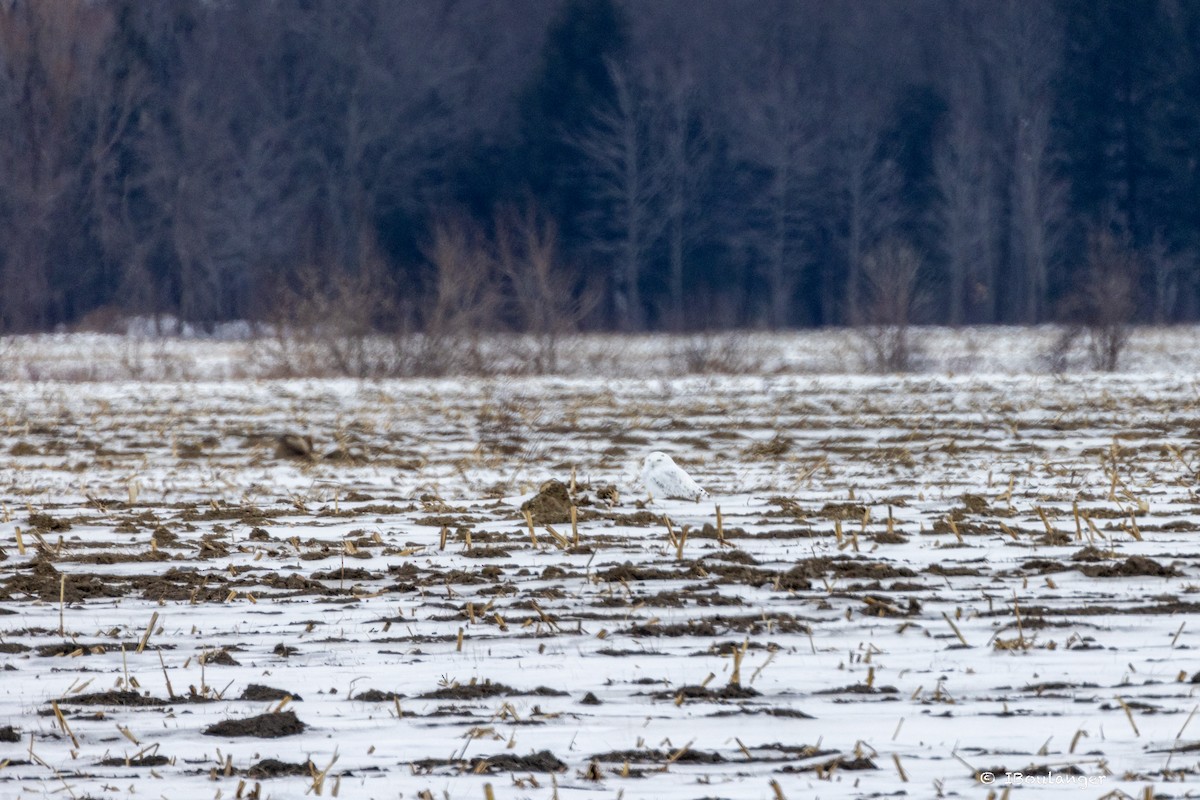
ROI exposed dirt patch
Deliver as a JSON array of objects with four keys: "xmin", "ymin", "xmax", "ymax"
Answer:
[
  {"xmin": 240, "ymin": 684, "xmax": 302, "ymax": 702},
  {"xmin": 598, "ymin": 562, "xmax": 702, "ymax": 582},
  {"xmin": 58, "ymin": 691, "xmax": 173, "ymax": 706},
  {"xmin": 353, "ymin": 689, "xmax": 405, "ymax": 702},
  {"xmin": 817, "ymin": 503, "xmax": 868, "ymax": 521},
  {"xmin": 814, "ymin": 684, "xmax": 899, "ymax": 696},
  {"xmin": 591, "ymin": 748, "xmax": 726, "ymax": 764},
  {"xmin": 28, "ymin": 513, "xmax": 72, "ymax": 531},
  {"xmin": 653, "ymin": 684, "xmax": 761, "ymax": 701},
  {"xmin": 200, "ymin": 648, "xmax": 241, "ymax": 666},
  {"xmin": 37, "ymin": 642, "xmax": 144, "ymax": 657},
  {"xmin": 521, "ymin": 480, "xmax": 574, "ymax": 525},
  {"xmin": 97, "ymin": 754, "xmax": 171, "ymax": 767},
  {"xmin": 247, "ymin": 758, "xmax": 316, "ymax": 778},
  {"xmin": 4, "ymin": 560, "xmax": 127, "ymax": 602},
  {"xmin": 1079, "ymin": 556, "xmax": 1181, "ymax": 578},
  {"xmin": 204, "ymin": 710, "xmax": 306, "ymax": 738},
  {"xmin": 745, "ymin": 435, "xmax": 792, "ymax": 458},
  {"xmin": 311, "ymin": 567, "xmax": 383, "ymax": 581},
  {"xmin": 474, "ymin": 750, "xmax": 567, "ymax": 773},
  {"xmin": 781, "ymin": 755, "xmax": 878, "ymax": 772}
]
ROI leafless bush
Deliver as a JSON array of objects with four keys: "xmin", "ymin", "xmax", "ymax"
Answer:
[
  {"xmin": 496, "ymin": 206, "xmax": 598, "ymax": 373},
  {"xmin": 670, "ymin": 332, "xmax": 757, "ymax": 374},
  {"xmin": 412, "ymin": 216, "xmax": 504, "ymax": 375},
  {"xmin": 258, "ymin": 232, "xmax": 408, "ymax": 377},
  {"xmin": 1052, "ymin": 229, "xmax": 1138, "ymax": 371},
  {"xmin": 850, "ymin": 238, "xmax": 927, "ymax": 372}
]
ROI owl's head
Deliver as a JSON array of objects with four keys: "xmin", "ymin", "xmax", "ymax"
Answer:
[{"xmin": 643, "ymin": 451, "xmax": 670, "ymax": 469}]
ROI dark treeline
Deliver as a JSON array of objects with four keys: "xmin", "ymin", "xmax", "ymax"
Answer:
[{"xmin": 1, "ymin": 0, "xmax": 1198, "ymax": 334}]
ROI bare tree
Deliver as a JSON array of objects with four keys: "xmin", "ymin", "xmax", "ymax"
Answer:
[
  {"xmin": 496, "ymin": 206, "xmax": 598, "ymax": 372},
  {"xmin": 417, "ymin": 216, "xmax": 504, "ymax": 373},
  {"xmin": 1052, "ymin": 228, "xmax": 1139, "ymax": 371},
  {"xmin": 934, "ymin": 48, "xmax": 999, "ymax": 325},
  {"xmin": 264, "ymin": 236, "xmax": 399, "ymax": 378},
  {"xmin": 852, "ymin": 238, "xmax": 927, "ymax": 371},
  {"xmin": 738, "ymin": 48, "xmax": 825, "ymax": 328},
  {"xmin": 822, "ymin": 2, "xmax": 908, "ymax": 324},
  {"xmin": 1145, "ymin": 230, "xmax": 1183, "ymax": 324},
  {"xmin": 0, "ymin": 0, "xmax": 110, "ymax": 330},
  {"xmin": 990, "ymin": 0, "xmax": 1066, "ymax": 322},
  {"xmin": 834, "ymin": 117, "xmax": 902, "ymax": 322},
  {"xmin": 575, "ymin": 59, "xmax": 661, "ymax": 331},
  {"xmin": 1079, "ymin": 229, "xmax": 1139, "ymax": 371},
  {"xmin": 641, "ymin": 57, "xmax": 713, "ymax": 331}
]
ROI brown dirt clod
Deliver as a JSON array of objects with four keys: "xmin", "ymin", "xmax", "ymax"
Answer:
[
  {"xmin": 521, "ymin": 480, "xmax": 573, "ymax": 525},
  {"xmin": 204, "ymin": 710, "xmax": 307, "ymax": 738}
]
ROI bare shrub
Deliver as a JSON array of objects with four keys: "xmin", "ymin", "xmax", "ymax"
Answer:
[
  {"xmin": 1054, "ymin": 229, "xmax": 1138, "ymax": 371},
  {"xmin": 851, "ymin": 238, "xmax": 927, "ymax": 372},
  {"xmin": 496, "ymin": 206, "xmax": 598, "ymax": 373},
  {"xmin": 414, "ymin": 216, "xmax": 504, "ymax": 375},
  {"xmin": 670, "ymin": 332, "xmax": 756, "ymax": 374},
  {"xmin": 259, "ymin": 233, "xmax": 404, "ymax": 378}
]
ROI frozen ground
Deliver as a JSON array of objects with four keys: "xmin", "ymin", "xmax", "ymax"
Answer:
[
  {"xmin": 1, "ymin": 334, "xmax": 1200, "ymax": 798},
  {"xmin": 4, "ymin": 324, "xmax": 1200, "ymax": 380}
]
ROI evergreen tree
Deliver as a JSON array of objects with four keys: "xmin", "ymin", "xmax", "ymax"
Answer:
[{"xmin": 516, "ymin": 0, "xmax": 630, "ymax": 258}]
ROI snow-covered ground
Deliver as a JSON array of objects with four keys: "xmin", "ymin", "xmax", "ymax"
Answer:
[
  {"xmin": 4, "ymin": 324, "xmax": 1200, "ymax": 380},
  {"xmin": 1, "ymin": 334, "xmax": 1200, "ymax": 798}
]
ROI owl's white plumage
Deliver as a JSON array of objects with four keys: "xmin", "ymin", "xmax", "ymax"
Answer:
[{"xmin": 641, "ymin": 451, "xmax": 708, "ymax": 502}]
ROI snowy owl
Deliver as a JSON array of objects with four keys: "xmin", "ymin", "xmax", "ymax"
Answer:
[{"xmin": 641, "ymin": 451, "xmax": 709, "ymax": 502}]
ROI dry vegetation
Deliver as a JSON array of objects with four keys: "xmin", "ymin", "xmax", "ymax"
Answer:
[{"xmin": 0, "ymin": 371, "xmax": 1199, "ymax": 797}]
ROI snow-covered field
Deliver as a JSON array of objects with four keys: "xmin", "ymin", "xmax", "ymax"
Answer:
[
  {"xmin": 2, "ymin": 332, "xmax": 1200, "ymax": 798},
  {"xmin": 4, "ymin": 324, "xmax": 1200, "ymax": 380}
]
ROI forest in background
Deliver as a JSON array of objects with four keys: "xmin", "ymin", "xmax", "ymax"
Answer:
[{"xmin": 1, "ymin": 0, "xmax": 1198, "ymax": 336}]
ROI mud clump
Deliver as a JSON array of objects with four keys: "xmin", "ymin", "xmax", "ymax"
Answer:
[
  {"xmin": 204, "ymin": 710, "xmax": 306, "ymax": 738},
  {"xmin": 653, "ymin": 684, "xmax": 761, "ymax": 701},
  {"xmin": 311, "ymin": 568, "xmax": 383, "ymax": 581},
  {"xmin": 57, "ymin": 690, "xmax": 171, "ymax": 706},
  {"xmin": 627, "ymin": 619, "xmax": 718, "ymax": 637},
  {"xmin": 521, "ymin": 480, "xmax": 573, "ymax": 525},
  {"xmin": 598, "ymin": 562, "xmax": 701, "ymax": 582},
  {"xmin": 420, "ymin": 681, "xmax": 566, "ymax": 700},
  {"xmin": 474, "ymin": 751, "xmax": 567, "ymax": 773},
  {"xmin": 962, "ymin": 493, "xmax": 991, "ymax": 514},
  {"xmin": 5, "ymin": 559, "xmax": 125, "ymax": 602},
  {"xmin": 274, "ymin": 434, "xmax": 314, "ymax": 461},
  {"xmin": 815, "ymin": 684, "xmax": 899, "ymax": 696},
  {"xmin": 776, "ymin": 566, "xmax": 813, "ymax": 590},
  {"xmin": 1022, "ymin": 558, "xmax": 1071, "ymax": 574},
  {"xmin": 592, "ymin": 748, "xmax": 726, "ymax": 764},
  {"xmin": 1079, "ymin": 556, "xmax": 1181, "ymax": 578},
  {"xmin": 782, "ymin": 755, "xmax": 878, "ymax": 772},
  {"xmin": 353, "ymin": 689, "xmax": 405, "ymax": 702},
  {"xmin": 324, "ymin": 446, "xmax": 366, "ymax": 464},
  {"xmin": 66, "ymin": 551, "xmax": 171, "ymax": 565},
  {"xmin": 421, "ymin": 681, "xmax": 513, "ymax": 700},
  {"xmin": 594, "ymin": 484, "xmax": 619, "ymax": 505},
  {"xmin": 745, "ymin": 435, "xmax": 792, "ymax": 458},
  {"xmin": 98, "ymin": 754, "xmax": 170, "ymax": 767},
  {"xmin": 28, "ymin": 513, "xmax": 71, "ymax": 532},
  {"xmin": 247, "ymin": 758, "xmax": 315, "ymax": 778},
  {"xmin": 240, "ymin": 684, "xmax": 302, "ymax": 702},
  {"xmin": 201, "ymin": 649, "xmax": 241, "ymax": 666},
  {"xmin": 817, "ymin": 503, "xmax": 868, "ymax": 521}
]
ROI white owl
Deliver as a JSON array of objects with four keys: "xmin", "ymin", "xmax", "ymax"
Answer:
[{"xmin": 641, "ymin": 451, "xmax": 709, "ymax": 502}]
